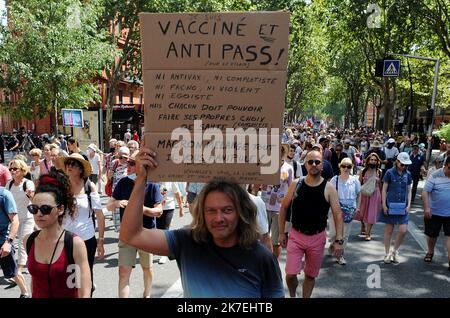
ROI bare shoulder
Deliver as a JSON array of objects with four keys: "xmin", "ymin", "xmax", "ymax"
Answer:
[{"xmin": 72, "ymin": 236, "xmax": 86, "ymax": 250}]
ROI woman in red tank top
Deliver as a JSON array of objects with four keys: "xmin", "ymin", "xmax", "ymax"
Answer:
[{"xmin": 23, "ymin": 169, "xmax": 91, "ymax": 298}]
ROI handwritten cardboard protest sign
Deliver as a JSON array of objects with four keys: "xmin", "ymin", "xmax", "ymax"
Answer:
[{"xmin": 140, "ymin": 11, "xmax": 289, "ymax": 183}]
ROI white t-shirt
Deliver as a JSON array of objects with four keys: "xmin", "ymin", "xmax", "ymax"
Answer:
[
  {"xmin": 8, "ymin": 179, "xmax": 35, "ymax": 220},
  {"xmin": 63, "ymin": 192, "xmax": 102, "ymax": 241},
  {"xmin": 294, "ymin": 146, "xmax": 302, "ymax": 162},
  {"xmin": 124, "ymin": 132, "xmax": 131, "ymax": 143},
  {"xmin": 249, "ymin": 194, "xmax": 268, "ymax": 235},
  {"xmin": 30, "ymin": 161, "xmax": 41, "ymax": 181},
  {"xmin": 160, "ymin": 182, "xmax": 180, "ymax": 210},
  {"xmin": 384, "ymin": 147, "xmax": 399, "ymax": 160},
  {"xmin": 265, "ymin": 162, "xmax": 293, "ymax": 212},
  {"xmin": 329, "ymin": 175, "xmax": 361, "ymax": 208},
  {"xmin": 88, "ymin": 153, "xmax": 101, "ymax": 175}
]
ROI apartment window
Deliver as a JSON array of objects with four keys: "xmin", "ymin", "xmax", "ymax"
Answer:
[
  {"xmin": 129, "ymin": 91, "xmax": 134, "ymax": 104},
  {"xmin": 118, "ymin": 90, "xmax": 123, "ymax": 104},
  {"xmin": 118, "ymin": 20, "xmax": 122, "ymax": 33},
  {"xmin": 140, "ymin": 94, "xmax": 143, "ymax": 105}
]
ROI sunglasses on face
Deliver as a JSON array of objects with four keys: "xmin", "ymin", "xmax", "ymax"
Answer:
[
  {"xmin": 65, "ymin": 160, "xmax": 80, "ymax": 167},
  {"xmin": 307, "ymin": 160, "xmax": 322, "ymax": 166},
  {"xmin": 341, "ymin": 165, "xmax": 352, "ymax": 169},
  {"xmin": 9, "ymin": 167, "xmax": 20, "ymax": 172},
  {"xmin": 118, "ymin": 156, "xmax": 127, "ymax": 160},
  {"xmin": 399, "ymin": 163, "xmax": 409, "ymax": 167},
  {"xmin": 27, "ymin": 204, "xmax": 60, "ymax": 215},
  {"xmin": 127, "ymin": 161, "xmax": 136, "ymax": 166}
]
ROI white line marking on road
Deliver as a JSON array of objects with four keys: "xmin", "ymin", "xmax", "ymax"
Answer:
[
  {"xmin": 161, "ymin": 278, "xmax": 183, "ymax": 298},
  {"xmin": 408, "ymin": 220, "xmax": 442, "ymax": 257}
]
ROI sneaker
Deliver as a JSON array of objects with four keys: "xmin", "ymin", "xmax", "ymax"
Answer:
[
  {"xmin": 391, "ymin": 250, "xmax": 399, "ymax": 264},
  {"xmin": 19, "ymin": 294, "xmax": 30, "ymax": 298},
  {"xmin": 383, "ymin": 253, "xmax": 392, "ymax": 264},
  {"xmin": 6, "ymin": 278, "xmax": 17, "ymax": 286},
  {"xmin": 337, "ymin": 256, "xmax": 346, "ymax": 265},
  {"xmin": 158, "ymin": 256, "xmax": 168, "ymax": 264}
]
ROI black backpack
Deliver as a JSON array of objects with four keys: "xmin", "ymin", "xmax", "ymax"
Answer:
[
  {"xmin": 8, "ymin": 179, "xmax": 31, "ymax": 198},
  {"xmin": 26, "ymin": 230, "xmax": 75, "ymax": 265}
]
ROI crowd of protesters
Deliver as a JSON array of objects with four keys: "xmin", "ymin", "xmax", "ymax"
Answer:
[{"xmin": 0, "ymin": 122, "xmax": 449, "ymax": 298}]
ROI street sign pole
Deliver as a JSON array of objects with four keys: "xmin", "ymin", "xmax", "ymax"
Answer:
[
  {"xmin": 427, "ymin": 58, "xmax": 440, "ymax": 166},
  {"xmin": 387, "ymin": 53, "xmax": 440, "ymax": 166}
]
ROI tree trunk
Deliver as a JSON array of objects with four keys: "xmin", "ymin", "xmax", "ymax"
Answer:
[
  {"xmin": 382, "ymin": 78, "xmax": 392, "ymax": 133},
  {"xmin": 54, "ymin": 98, "xmax": 58, "ymax": 137},
  {"xmin": 104, "ymin": 82, "xmax": 116, "ymax": 150}
]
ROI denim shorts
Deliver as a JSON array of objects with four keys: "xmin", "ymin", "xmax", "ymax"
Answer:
[{"xmin": 0, "ymin": 245, "xmax": 18, "ymax": 279}]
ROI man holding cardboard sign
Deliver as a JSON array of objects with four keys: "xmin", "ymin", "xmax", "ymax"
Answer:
[{"xmin": 120, "ymin": 147, "xmax": 284, "ymax": 298}]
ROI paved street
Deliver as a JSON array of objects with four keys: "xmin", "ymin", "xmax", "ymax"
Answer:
[{"xmin": 1, "ymin": 178, "xmax": 449, "ymax": 298}]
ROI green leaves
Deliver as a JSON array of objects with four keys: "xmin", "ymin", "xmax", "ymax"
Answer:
[{"xmin": 0, "ymin": 0, "xmax": 114, "ymax": 120}]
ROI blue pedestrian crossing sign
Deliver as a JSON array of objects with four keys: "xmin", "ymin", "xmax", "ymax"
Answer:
[{"xmin": 383, "ymin": 59, "xmax": 401, "ymax": 77}]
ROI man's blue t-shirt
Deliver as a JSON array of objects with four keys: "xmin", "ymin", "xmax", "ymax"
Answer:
[
  {"xmin": 383, "ymin": 167, "xmax": 413, "ymax": 204},
  {"xmin": 408, "ymin": 153, "xmax": 425, "ymax": 177},
  {"xmin": 423, "ymin": 168, "xmax": 450, "ymax": 217},
  {"xmin": 112, "ymin": 178, "xmax": 162, "ymax": 229},
  {"xmin": 0, "ymin": 187, "xmax": 18, "ymax": 245},
  {"xmin": 165, "ymin": 228, "xmax": 284, "ymax": 298}
]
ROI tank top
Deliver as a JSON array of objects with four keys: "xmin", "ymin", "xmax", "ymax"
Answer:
[
  {"xmin": 28, "ymin": 241, "xmax": 78, "ymax": 298},
  {"xmin": 291, "ymin": 178, "xmax": 330, "ymax": 235}
]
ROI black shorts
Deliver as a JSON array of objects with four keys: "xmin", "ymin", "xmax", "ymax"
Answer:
[
  {"xmin": 424, "ymin": 215, "xmax": 450, "ymax": 238},
  {"xmin": 187, "ymin": 192, "xmax": 197, "ymax": 204},
  {"xmin": 0, "ymin": 245, "xmax": 18, "ymax": 279}
]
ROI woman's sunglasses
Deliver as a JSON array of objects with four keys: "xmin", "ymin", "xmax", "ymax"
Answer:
[
  {"xmin": 9, "ymin": 167, "xmax": 20, "ymax": 172},
  {"xmin": 65, "ymin": 160, "xmax": 80, "ymax": 167},
  {"xmin": 27, "ymin": 204, "xmax": 60, "ymax": 215},
  {"xmin": 341, "ymin": 165, "xmax": 352, "ymax": 169}
]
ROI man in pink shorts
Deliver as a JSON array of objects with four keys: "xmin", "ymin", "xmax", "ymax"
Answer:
[{"xmin": 279, "ymin": 150, "xmax": 344, "ymax": 298}]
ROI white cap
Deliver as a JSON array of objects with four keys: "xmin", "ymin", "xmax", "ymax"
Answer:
[
  {"xmin": 87, "ymin": 143, "xmax": 97, "ymax": 152},
  {"xmin": 397, "ymin": 152, "xmax": 412, "ymax": 165},
  {"xmin": 387, "ymin": 138, "xmax": 395, "ymax": 144},
  {"xmin": 118, "ymin": 146, "xmax": 130, "ymax": 155}
]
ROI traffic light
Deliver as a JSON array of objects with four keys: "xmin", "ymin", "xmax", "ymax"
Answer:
[{"xmin": 375, "ymin": 59, "xmax": 384, "ymax": 77}]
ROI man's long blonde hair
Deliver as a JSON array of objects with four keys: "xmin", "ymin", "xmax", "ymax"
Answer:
[{"xmin": 190, "ymin": 179, "xmax": 259, "ymax": 249}]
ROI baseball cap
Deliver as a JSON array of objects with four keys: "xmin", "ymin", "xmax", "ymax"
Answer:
[
  {"xmin": 118, "ymin": 146, "xmax": 130, "ymax": 155},
  {"xmin": 397, "ymin": 152, "xmax": 412, "ymax": 165},
  {"xmin": 344, "ymin": 139, "xmax": 351, "ymax": 144},
  {"xmin": 387, "ymin": 138, "xmax": 395, "ymax": 144},
  {"xmin": 87, "ymin": 143, "xmax": 97, "ymax": 152}
]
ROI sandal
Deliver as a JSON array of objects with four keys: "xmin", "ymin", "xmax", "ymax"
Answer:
[
  {"xmin": 364, "ymin": 235, "xmax": 371, "ymax": 241},
  {"xmin": 424, "ymin": 253, "xmax": 433, "ymax": 262}
]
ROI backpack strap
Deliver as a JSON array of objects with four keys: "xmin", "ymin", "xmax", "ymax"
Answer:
[
  {"xmin": 293, "ymin": 160, "xmax": 297, "ymax": 177},
  {"xmin": 26, "ymin": 230, "xmax": 41, "ymax": 256},
  {"xmin": 84, "ymin": 179, "xmax": 93, "ymax": 218},
  {"xmin": 7, "ymin": 180, "xmax": 13, "ymax": 191},
  {"xmin": 44, "ymin": 159, "xmax": 49, "ymax": 172},
  {"xmin": 64, "ymin": 230, "xmax": 75, "ymax": 265}
]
